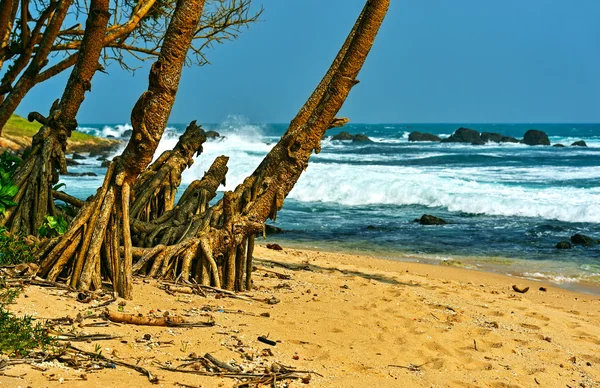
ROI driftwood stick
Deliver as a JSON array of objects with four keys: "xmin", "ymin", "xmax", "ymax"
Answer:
[
  {"xmin": 204, "ymin": 353, "xmax": 241, "ymax": 373},
  {"xmin": 103, "ymin": 309, "xmax": 213, "ymax": 327},
  {"xmin": 68, "ymin": 344, "xmax": 158, "ymax": 383},
  {"xmin": 254, "ymin": 266, "xmax": 291, "ymax": 280}
]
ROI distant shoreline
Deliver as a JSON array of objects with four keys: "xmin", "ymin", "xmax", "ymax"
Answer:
[{"xmin": 263, "ymin": 238, "xmax": 600, "ymax": 296}]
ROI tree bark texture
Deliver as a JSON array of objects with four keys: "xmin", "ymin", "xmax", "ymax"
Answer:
[{"xmin": 130, "ymin": 121, "xmax": 207, "ymax": 222}]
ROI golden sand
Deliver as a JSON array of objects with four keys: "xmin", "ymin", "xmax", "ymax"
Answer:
[{"xmin": 2, "ymin": 245, "xmax": 599, "ymax": 387}]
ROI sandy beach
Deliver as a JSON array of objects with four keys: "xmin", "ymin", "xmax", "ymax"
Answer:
[{"xmin": 1, "ymin": 244, "xmax": 598, "ymax": 387}]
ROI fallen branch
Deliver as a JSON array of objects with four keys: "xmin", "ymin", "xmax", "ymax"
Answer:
[
  {"xmin": 204, "ymin": 353, "xmax": 241, "ymax": 373},
  {"xmin": 54, "ymin": 333, "xmax": 121, "ymax": 342},
  {"xmin": 104, "ymin": 309, "xmax": 214, "ymax": 327},
  {"xmin": 68, "ymin": 344, "xmax": 158, "ymax": 383},
  {"xmin": 255, "ymin": 266, "xmax": 291, "ymax": 280}
]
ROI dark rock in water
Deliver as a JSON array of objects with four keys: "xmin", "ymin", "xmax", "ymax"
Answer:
[
  {"xmin": 481, "ymin": 132, "xmax": 503, "ymax": 143},
  {"xmin": 552, "ymin": 144, "xmax": 565, "ymax": 148},
  {"xmin": 122, "ymin": 129, "xmax": 133, "ymax": 138},
  {"xmin": 352, "ymin": 133, "xmax": 372, "ymax": 143},
  {"xmin": 72, "ymin": 153, "xmax": 86, "ymax": 160},
  {"xmin": 481, "ymin": 132, "xmax": 520, "ymax": 143},
  {"xmin": 501, "ymin": 136, "xmax": 519, "ymax": 143},
  {"xmin": 571, "ymin": 140, "xmax": 587, "ymax": 147},
  {"xmin": 64, "ymin": 172, "xmax": 97, "ymax": 177},
  {"xmin": 266, "ymin": 243, "xmax": 283, "ymax": 251},
  {"xmin": 570, "ymin": 233, "xmax": 598, "ymax": 247},
  {"xmin": 332, "ymin": 131, "xmax": 353, "ymax": 141},
  {"xmin": 471, "ymin": 139, "xmax": 485, "ymax": 146},
  {"xmin": 521, "ymin": 129, "xmax": 550, "ymax": 146},
  {"xmin": 265, "ymin": 224, "xmax": 283, "ymax": 234},
  {"xmin": 367, "ymin": 225, "xmax": 377, "ymax": 230},
  {"xmin": 331, "ymin": 131, "xmax": 372, "ymax": 142},
  {"xmin": 66, "ymin": 158, "xmax": 81, "ymax": 166},
  {"xmin": 97, "ymin": 156, "xmax": 107, "ymax": 161},
  {"xmin": 408, "ymin": 132, "xmax": 441, "ymax": 142},
  {"xmin": 106, "ymin": 135, "xmax": 115, "ymax": 139},
  {"xmin": 556, "ymin": 241, "xmax": 572, "ymax": 249},
  {"xmin": 101, "ymin": 160, "xmax": 111, "ymax": 168},
  {"xmin": 415, "ymin": 214, "xmax": 448, "ymax": 225},
  {"xmin": 441, "ymin": 127, "xmax": 481, "ymax": 144},
  {"xmin": 205, "ymin": 130, "xmax": 221, "ymax": 139}
]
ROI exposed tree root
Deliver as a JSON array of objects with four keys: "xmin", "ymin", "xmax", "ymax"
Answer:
[
  {"xmin": 37, "ymin": 0, "xmax": 389, "ymax": 299},
  {"xmin": 1, "ymin": 104, "xmax": 71, "ymax": 235},
  {"xmin": 39, "ymin": 0, "xmax": 209, "ymax": 299},
  {"xmin": 130, "ymin": 121, "xmax": 206, "ymax": 222},
  {"xmin": 127, "ymin": 0, "xmax": 389, "ymax": 292},
  {"xmin": 132, "ymin": 155, "xmax": 228, "ymax": 247}
]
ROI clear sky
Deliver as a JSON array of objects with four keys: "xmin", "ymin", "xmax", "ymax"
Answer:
[{"xmin": 15, "ymin": 0, "xmax": 600, "ymax": 124}]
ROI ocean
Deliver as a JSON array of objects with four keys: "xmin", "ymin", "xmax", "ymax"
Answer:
[{"xmin": 65, "ymin": 117, "xmax": 600, "ymax": 294}]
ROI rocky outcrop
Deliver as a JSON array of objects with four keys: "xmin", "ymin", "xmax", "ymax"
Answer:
[
  {"xmin": 332, "ymin": 131, "xmax": 372, "ymax": 142},
  {"xmin": 352, "ymin": 134, "xmax": 372, "ymax": 142},
  {"xmin": 570, "ymin": 233, "xmax": 598, "ymax": 247},
  {"xmin": 441, "ymin": 127, "xmax": 481, "ymax": 144},
  {"xmin": 555, "ymin": 241, "xmax": 572, "ymax": 249},
  {"xmin": 408, "ymin": 132, "xmax": 441, "ymax": 142},
  {"xmin": 481, "ymin": 132, "xmax": 519, "ymax": 143},
  {"xmin": 205, "ymin": 130, "xmax": 221, "ymax": 139},
  {"xmin": 571, "ymin": 140, "xmax": 587, "ymax": 147},
  {"xmin": 552, "ymin": 144, "xmax": 565, "ymax": 148},
  {"xmin": 413, "ymin": 214, "xmax": 448, "ymax": 225},
  {"xmin": 332, "ymin": 131, "xmax": 353, "ymax": 141},
  {"xmin": 265, "ymin": 224, "xmax": 283, "ymax": 234},
  {"xmin": 521, "ymin": 130, "xmax": 550, "ymax": 146}
]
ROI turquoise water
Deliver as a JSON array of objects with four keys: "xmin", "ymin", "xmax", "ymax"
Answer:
[{"xmin": 67, "ymin": 120, "xmax": 600, "ymax": 292}]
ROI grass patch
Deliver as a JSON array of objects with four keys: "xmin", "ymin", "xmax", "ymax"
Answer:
[
  {"xmin": 0, "ymin": 282, "xmax": 55, "ymax": 357},
  {"xmin": 4, "ymin": 114, "xmax": 102, "ymax": 143},
  {"xmin": 0, "ymin": 228, "xmax": 37, "ymax": 265}
]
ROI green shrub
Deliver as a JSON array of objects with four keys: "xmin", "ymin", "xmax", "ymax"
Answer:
[
  {"xmin": 0, "ymin": 151, "xmax": 19, "ymax": 216},
  {"xmin": 38, "ymin": 215, "xmax": 69, "ymax": 238},
  {"xmin": 0, "ymin": 152, "xmax": 20, "ymax": 175},
  {"xmin": 0, "ymin": 285, "xmax": 55, "ymax": 357},
  {"xmin": 0, "ymin": 227, "xmax": 36, "ymax": 265}
]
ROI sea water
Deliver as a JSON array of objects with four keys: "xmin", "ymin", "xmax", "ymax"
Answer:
[{"xmin": 66, "ymin": 118, "xmax": 600, "ymax": 293}]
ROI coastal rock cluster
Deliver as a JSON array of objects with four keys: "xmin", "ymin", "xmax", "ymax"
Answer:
[
  {"xmin": 413, "ymin": 214, "xmax": 448, "ymax": 225},
  {"xmin": 330, "ymin": 131, "xmax": 372, "ymax": 142},
  {"xmin": 409, "ymin": 127, "xmax": 587, "ymax": 147},
  {"xmin": 556, "ymin": 233, "xmax": 599, "ymax": 249}
]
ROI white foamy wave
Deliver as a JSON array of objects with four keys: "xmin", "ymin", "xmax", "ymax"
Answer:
[
  {"xmin": 286, "ymin": 163, "xmax": 600, "ymax": 223},
  {"xmin": 78, "ymin": 123, "xmax": 133, "ymax": 138},
  {"xmin": 181, "ymin": 116, "xmax": 273, "ymax": 188},
  {"xmin": 522, "ymin": 272, "xmax": 600, "ymax": 284},
  {"xmin": 437, "ymin": 166, "xmax": 600, "ymax": 183}
]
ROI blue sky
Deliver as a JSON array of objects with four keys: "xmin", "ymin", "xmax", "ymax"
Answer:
[{"xmin": 14, "ymin": 0, "xmax": 600, "ymax": 124}]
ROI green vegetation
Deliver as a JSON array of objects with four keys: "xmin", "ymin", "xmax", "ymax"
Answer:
[
  {"xmin": 4, "ymin": 114, "xmax": 99, "ymax": 142},
  {"xmin": 0, "ymin": 282, "xmax": 55, "ymax": 357},
  {"xmin": 0, "ymin": 152, "xmax": 19, "ymax": 216},
  {"xmin": 38, "ymin": 215, "xmax": 69, "ymax": 238},
  {"xmin": 0, "ymin": 227, "xmax": 36, "ymax": 265}
]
